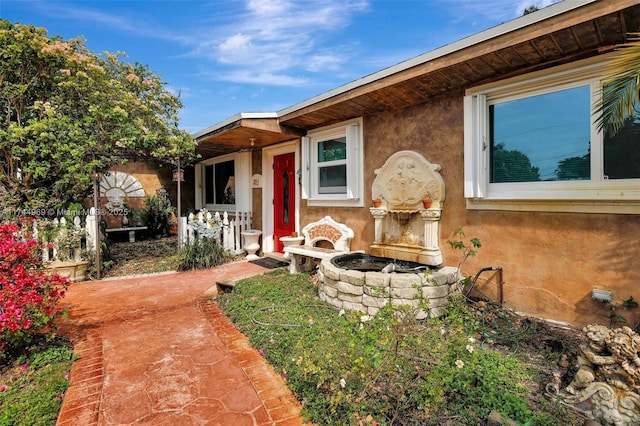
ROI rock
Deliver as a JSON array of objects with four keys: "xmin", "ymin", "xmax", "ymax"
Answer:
[{"xmin": 486, "ymin": 410, "xmax": 516, "ymax": 426}]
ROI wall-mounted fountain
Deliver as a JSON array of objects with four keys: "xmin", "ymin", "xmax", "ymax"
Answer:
[{"xmin": 369, "ymin": 150, "xmax": 445, "ymax": 266}]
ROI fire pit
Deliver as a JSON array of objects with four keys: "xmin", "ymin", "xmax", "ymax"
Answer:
[
  {"xmin": 318, "ymin": 253, "xmax": 459, "ymax": 319},
  {"xmin": 330, "ymin": 253, "xmax": 432, "ymax": 273}
]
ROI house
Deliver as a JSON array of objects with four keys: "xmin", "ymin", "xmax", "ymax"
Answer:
[{"xmin": 191, "ymin": 0, "xmax": 640, "ymax": 328}]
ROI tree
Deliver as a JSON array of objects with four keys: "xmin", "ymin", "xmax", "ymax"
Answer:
[
  {"xmin": 594, "ymin": 33, "xmax": 640, "ymax": 137},
  {"xmin": 491, "ymin": 143, "xmax": 540, "ymax": 182},
  {"xmin": 554, "ymin": 153, "xmax": 590, "ymax": 181},
  {"xmin": 0, "ymin": 20, "xmax": 196, "ymax": 210},
  {"xmin": 523, "ymin": 5, "xmax": 539, "ymax": 15}
]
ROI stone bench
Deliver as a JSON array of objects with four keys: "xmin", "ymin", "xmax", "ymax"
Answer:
[
  {"xmin": 105, "ymin": 226, "xmax": 148, "ymax": 243},
  {"xmin": 284, "ymin": 216, "xmax": 354, "ymax": 274}
]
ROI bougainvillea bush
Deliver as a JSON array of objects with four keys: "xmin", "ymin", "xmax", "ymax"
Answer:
[{"xmin": 0, "ymin": 220, "xmax": 69, "ymax": 360}]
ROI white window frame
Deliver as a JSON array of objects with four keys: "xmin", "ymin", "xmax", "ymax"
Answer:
[
  {"xmin": 464, "ymin": 55, "xmax": 640, "ymax": 214},
  {"xmin": 196, "ymin": 151, "xmax": 252, "ymax": 212},
  {"xmin": 302, "ymin": 118, "xmax": 363, "ymax": 207}
]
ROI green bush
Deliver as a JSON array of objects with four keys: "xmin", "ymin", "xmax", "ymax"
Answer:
[
  {"xmin": 177, "ymin": 237, "xmax": 231, "ymax": 271},
  {"xmin": 217, "ymin": 270, "xmax": 578, "ymax": 425},
  {"xmin": 144, "ymin": 195, "xmax": 174, "ymax": 238}
]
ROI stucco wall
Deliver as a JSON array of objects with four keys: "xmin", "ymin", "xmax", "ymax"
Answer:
[
  {"xmin": 301, "ymin": 92, "xmax": 640, "ymax": 328},
  {"xmin": 102, "ymin": 161, "xmax": 176, "ymax": 228}
]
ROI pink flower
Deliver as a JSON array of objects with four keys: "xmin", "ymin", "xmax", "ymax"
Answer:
[
  {"xmin": 258, "ymin": 348, "xmax": 264, "ymax": 356},
  {"xmin": 0, "ymin": 384, "xmax": 8, "ymax": 392}
]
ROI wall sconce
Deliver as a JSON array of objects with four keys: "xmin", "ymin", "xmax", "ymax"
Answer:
[
  {"xmin": 92, "ymin": 171, "xmax": 102, "ymax": 182},
  {"xmin": 250, "ymin": 138, "xmax": 256, "ymax": 147},
  {"xmin": 592, "ymin": 289, "xmax": 612, "ymax": 303}
]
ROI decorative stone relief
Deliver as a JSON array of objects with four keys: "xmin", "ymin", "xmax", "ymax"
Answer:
[
  {"xmin": 547, "ymin": 324, "xmax": 640, "ymax": 425},
  {"xmin": 369, "ymin": 150, "xmax": 445, "ymax": 265},
  {"xmin": 371, "ymin": 150, "xmax": 445, "ymax": 211},
  {"xmin": 99, "ymin": 171, "xmax": 146, "ymax": 199}
]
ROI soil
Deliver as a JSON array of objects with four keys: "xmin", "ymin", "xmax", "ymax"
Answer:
[
  {"xmin": 467, "ymin": 299, "xmax": 590, "ymax": 424},
  {"xmin": 101, "ymin": 235, "xmax": 180, "ymax": 278}
]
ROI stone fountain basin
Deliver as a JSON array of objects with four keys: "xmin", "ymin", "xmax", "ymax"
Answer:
[
  {"xmin": 331, "ymin": 252, "xmax": 434, "ymax": 273},
  {"xmin": 319, "ymin": 254, "xmax": 459, "ymax": 319}
]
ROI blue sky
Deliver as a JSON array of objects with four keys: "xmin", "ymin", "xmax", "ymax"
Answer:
[{"xmin": 2, "ymin": 0, "xmax": 558, "ymax": 134}]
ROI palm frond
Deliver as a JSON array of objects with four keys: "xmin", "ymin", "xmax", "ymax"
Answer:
[{"xmin": 594, "ymin": 33, "xmax": 640, "ymax": 136}]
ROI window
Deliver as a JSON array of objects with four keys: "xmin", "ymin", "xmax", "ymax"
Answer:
[
  {"xmin": 204, "ymin": 159, "xmax": 235, "ymax": 206},
  {"xmin": 302, "ymin": 119, "xmax": 363, "ymax": 207},
  {"xmin": 464, "ymin": 57, "xmax": 640, "ymax": 213}
]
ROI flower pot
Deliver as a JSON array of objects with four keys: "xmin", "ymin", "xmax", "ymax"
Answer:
[{"xmin": 422, "ymin": 199, "xmax": 432, "ymax": 209}]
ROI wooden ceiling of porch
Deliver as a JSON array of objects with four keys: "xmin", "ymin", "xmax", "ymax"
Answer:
[{"xmin": 195, "ymin": 117, "xmax": 305, "ymax": 159}]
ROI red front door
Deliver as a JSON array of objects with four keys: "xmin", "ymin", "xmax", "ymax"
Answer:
[{"xmin": 273, "ymin": 152, "xmax": 296, "ymax": 253}]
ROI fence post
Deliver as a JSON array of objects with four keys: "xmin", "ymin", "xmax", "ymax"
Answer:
[
  {"xmin": 73, "ymin": 216, "xmax": 82, "ymax": 261},
  {"xmin": 85, "ymin": 207, "xmax": 97, "ymax": 254}
]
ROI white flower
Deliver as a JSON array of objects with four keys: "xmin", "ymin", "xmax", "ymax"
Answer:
[
  {"xmin": 468, "ymin": 337, "xmax": 476, "ymax": 343},
  {"xmin": 455, "ymin": 359, "xmax": 465, "ymax": 369},
  {"xmin": 466, "ymin": 344, "xmax": 474, "ymax": 353},
  {"xmin": 359, "ymin": 323, "xmax": 364, "ymax": 330},
  {"xmin": 440, "ymin": 328, "xmax": 446, "ymax": 335},
  {"xmin": 338, "ymin": 309, "xmax": 345, "ymax": 316},
  {"xmin": 360, "ymin": 315, "xmax": 371, "ymax": 323},
  {"xmin": 339, "ymin": 378, "xmax": 346, "ymax": 388}
]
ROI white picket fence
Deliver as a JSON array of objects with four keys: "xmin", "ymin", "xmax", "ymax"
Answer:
[
  {"xmin": 180, "ymin": 209, "xmax": 252, "ymax": 254},
  {"xmin": 30, "ymin": 216, "xmax": 87, "ymax": 262}
]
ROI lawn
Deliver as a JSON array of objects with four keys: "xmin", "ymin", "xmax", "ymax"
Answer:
[
  {"xmin": 0, "ymin": 336, "xmax": 75, "ymax": 426},
  {"xmin": 217, "ymin": 269, "xmax": 587, "ymax": 425}
]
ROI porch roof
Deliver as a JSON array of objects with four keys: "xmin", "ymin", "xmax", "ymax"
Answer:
[
  {"xmin": 193, "ymin": 0, "xmax": 640, "ymax": 154},
  {"xmin": 193, "ymin": 113, "xmax": 305, "ymax": 159}
]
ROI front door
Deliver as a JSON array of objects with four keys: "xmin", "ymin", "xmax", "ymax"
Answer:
[{"xmin": 273, "ymin": 152, "xmax": 296, "ymax": 253}]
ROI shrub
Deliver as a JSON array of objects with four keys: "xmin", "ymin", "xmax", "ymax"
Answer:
[
  {"xmin": 144, "ymin": 194, "xmax": 174, "ymax": 238},
  {"xmin": 0, "ymin": 219, "xmax": 69, "ymax": 360},
  {"xmin": 177, "ymin": 237, "xmax": 231, "ymax": 271}
]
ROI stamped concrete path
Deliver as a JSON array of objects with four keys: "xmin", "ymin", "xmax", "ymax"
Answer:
[{"xmin": 54, "ymin": 261, "xmax": 306, "ymax": 426}]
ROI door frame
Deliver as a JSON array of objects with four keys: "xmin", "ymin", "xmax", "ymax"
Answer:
[{"xmin": 262, "ymin": 140, "xmax": 300, "ymax": 254}]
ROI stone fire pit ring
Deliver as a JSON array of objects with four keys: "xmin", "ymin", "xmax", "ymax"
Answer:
[{"xmin": 318, "ymin": 254, "xmax": 460, "ymax": 319}]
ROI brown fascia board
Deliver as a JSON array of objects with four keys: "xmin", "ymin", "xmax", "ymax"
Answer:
[
  {"xmin": 239, "ymin": 117, "xmax": 305, "ymax": 138},
  {"xmin": 193, "ymin": 114, "xmax": 304, "ymax": 144},
  {"xmin": 278, "ymin": 0, "xmax": 634, "ymax": 125}
]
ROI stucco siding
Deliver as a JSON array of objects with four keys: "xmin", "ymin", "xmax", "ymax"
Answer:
[{"xmin": 302, "ymin": 92, "xmax": 640, "ymax": 327}]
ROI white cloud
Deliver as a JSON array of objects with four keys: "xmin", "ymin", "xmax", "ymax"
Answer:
[
  {"xmin": 191, "ymin": 0, "xmax": 369, "ymax": 84},
  {"xmin": 514, "ymin": 0, "xmax": 557, "ymax": 16},
  {"xmin": 215, "ymin": 70, "xmax": 309, "ymax": 86}
]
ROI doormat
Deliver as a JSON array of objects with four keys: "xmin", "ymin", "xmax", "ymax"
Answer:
[{"xmin": 249, "ymin": 258, "xmax": 289, "ymax": 269}]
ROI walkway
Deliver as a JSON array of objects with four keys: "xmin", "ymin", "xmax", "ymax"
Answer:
[{"xmin": 54, "ymin": 262, "xmax": 306, "ymax": 425}]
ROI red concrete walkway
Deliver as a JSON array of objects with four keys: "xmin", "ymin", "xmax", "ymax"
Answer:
[{"xmin": 55, "ymin": 261, "xmax": 306, "ymax": 426}]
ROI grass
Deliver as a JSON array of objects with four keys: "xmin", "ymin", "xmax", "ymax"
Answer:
[
  {"xmin": 0, "ymin": 336, "xmax": 75, "ymax": 426},
  {"xmin": 217, "ymin": 269, "xmax": 585, "ymax": 425}
]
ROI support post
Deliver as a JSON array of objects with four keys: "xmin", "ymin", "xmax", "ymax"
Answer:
[{"xmin": 92, "ymin": 172, "xmax": 102, "ymax": 280}]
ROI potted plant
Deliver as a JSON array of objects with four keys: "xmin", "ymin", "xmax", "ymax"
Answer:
[{"xmin": 422, "ymin": 192, "xmax": 433, "ymax": 209}]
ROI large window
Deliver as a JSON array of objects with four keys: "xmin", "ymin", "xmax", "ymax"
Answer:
[
  {"xmin": 464, "ymin": 58, "xmax": 640, "ymax": 212},
  {"xmin": 204, "ymin": 159, "xmax": 235, "ymax": 206},
  {"xmin": 302, "ymin": 119, "xmax": 363, "ymax": 207}
]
